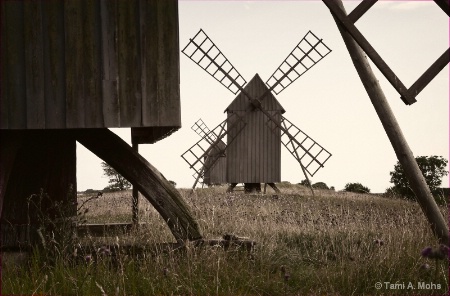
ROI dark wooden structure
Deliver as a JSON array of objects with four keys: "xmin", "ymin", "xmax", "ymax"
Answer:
[
  {"xmin": 1, "ymin": 0, "xmax": 201, "ymax": 248},
  {"xmin": 181, "ymin": 29, "xmax": 332, "ymax": 192},
  {"xmin": 203, "ymin": 141, "xmax": 227, "ymax": 186},
  {"xmin": 226, "ymin": 75, "xmax": 284, "ymax": 184}
]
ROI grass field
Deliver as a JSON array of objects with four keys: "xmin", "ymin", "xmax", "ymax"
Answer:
[{"xmin": 2, "ymin": 183, "xmax": 448, "ymax": 295}]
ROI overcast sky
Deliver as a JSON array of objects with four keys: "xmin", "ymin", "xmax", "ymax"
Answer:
[{"xmin": 77, "ymin": 0, "xmax": 449, "ymax": 193}]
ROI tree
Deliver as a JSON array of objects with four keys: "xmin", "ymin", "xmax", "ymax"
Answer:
[
  {"xmin": 101, "ymin": 162, "xmax": 132, "ymax": 191},
  {"xmin": 387, "ymin": 155, "xmax": 448, "ymax": 199},
  {"xmin": 345, "ymin": 182, "xmax": 370, "ymax": 193}
]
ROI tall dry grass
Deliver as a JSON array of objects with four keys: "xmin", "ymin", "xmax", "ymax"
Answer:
[{"xmin": 2, "ymin": 183, "xmax": 448, "ymax": 295}]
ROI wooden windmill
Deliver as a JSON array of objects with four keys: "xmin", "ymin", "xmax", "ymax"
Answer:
[
  {"xmin": 181, "ymin": 29, "xmax": 332, "ymax": 192},
  {"xmin": 0, "ymin": 0, "xmax": 201, "ymax": 247}
]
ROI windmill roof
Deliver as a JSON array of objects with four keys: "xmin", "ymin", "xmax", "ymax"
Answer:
[{"xmin": 224, "ymin": 74, "xmax": 286, "ymax": 113}]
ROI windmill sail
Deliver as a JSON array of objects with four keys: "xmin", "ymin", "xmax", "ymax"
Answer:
[
  {"xmin": 182, "ymin": 29, "xmax": 247, "ymax": 94},
  {"xmin": 181, "ymin": 114, "xmax": 246, "ymax": 185},
  {"xmin": 266, "ymin": 116, "xmax": 331, "ymax": 177},
  {"xmin": 266, "ymin": 31, "xmax": 332, "ymax": 95}
]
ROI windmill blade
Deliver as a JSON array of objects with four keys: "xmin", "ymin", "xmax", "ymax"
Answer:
[
  {"xmin": 181, "ymin": 119, "xmax": 227, "ymax": 183},
  {"xmin": 267, "ymin": 116, "xmax": 331, "ymax": 177},
  {"xmin": 266, "ymin": 30, "xmax": 332, "ymax": 95},
  {"xmin": 191, "ymin": 118, "xmax": 220, "ymax": 147},
  {"xmin": 182, "ymin": 29, "xmax": 247, "ymax": 94},
  {"xmin": 181, "ymin": 114, "xmax": 247, "ymax": 187}
]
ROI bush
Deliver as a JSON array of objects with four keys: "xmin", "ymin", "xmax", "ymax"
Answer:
[
  {"xmin": 312, "ymin": 182, "xmax": 329, "ymax": 190},
  {"xmin": 344, "ymin": 182, "xmax": 370, "ymax": 193}
]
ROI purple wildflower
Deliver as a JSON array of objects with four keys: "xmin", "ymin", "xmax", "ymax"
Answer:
[
  {"xmin": 85, "ymin": 254, "xmax": 93, "ymax": 263},
  {"xmin": 421, "ymin": 247, "xmax": 433, "ymax": 258}
]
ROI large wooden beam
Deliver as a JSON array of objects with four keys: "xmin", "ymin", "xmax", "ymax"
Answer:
[
  {"xmin": 323, "ymin": 0, "xmax": 416, "ymax": 105},
  {"xmin": 330, "ymin": 0, "xmax": 449, "ymax": 245},
  {"xmin": 75, "ymin": 129, "xmax": 202, "ymax": 242}
]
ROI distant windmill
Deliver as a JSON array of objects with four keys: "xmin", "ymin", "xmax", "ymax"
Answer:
[{"xmin": 181, "ymin": 29, "xmax": 332, "ymax": 193}]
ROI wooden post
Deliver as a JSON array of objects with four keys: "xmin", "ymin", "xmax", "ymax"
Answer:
[
  {"xmin": 132, "ymin": 142, "xmax": 139, "ymax": 226},
  {"xmin": 76, "ymin": 129, "xmax": 202, "ymax": 242},
  {"xmin": 330, "ymin": 0, "xmax": 449, "ymax": 245}
]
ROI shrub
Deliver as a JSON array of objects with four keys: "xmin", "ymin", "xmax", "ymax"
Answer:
[
  {"xmin": 344, "ymin": 182, "xmax": 370, "ymax": 193},
  {"xmin": 312, "ymin": 182, "xmax": 329, "ymax": 190}
]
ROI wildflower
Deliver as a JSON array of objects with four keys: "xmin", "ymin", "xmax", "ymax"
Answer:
[
  {"xmin": 421, "ymin": 246, "xmax": 446, "ymax": 260},
  {"xmin": 373, "ymin": 239, "xmax": 384, "ymax": 246},
  {"xmin": 284, "ymin": 272, "xmax": 290, "ymax": 282},
  {"xmin": 85, "ymin": 254, "xmax": 93, "ymax": 263},
  {"xmin": 421, "ymin": 246, "xmax": 433, "ymax": 258},
  {"xmin": 163, "ymin": 267, "xmax": 169, "ymax": 277},
  {"xmin": 420, "ymin": 263, "xmax": 430, "ymax": 270}
]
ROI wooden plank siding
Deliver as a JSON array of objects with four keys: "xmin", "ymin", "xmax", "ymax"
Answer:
[
  {"xmin": 226, "ymin": 74, "xmax": 284, "ymax": 183},
  {"xmin": 203, "ymin": 141, "xmax": 227, "ymax": 185},
  {"xmin": 0, "ymin": 0, "xmax": 181, "ymax": 143}
]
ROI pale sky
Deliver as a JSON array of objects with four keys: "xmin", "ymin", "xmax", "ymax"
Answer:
[{"xmin": 77, "ymin": 0, "xmax": 449, "ymax": 193}]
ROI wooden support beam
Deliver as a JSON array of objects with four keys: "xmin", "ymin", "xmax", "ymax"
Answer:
[
  {"xmin": 323, "ymin": 0, "xmax": 416, "ymax": 105},
  {"xmin": 75, "ymin": 129, "xmax": 202, "ymax": 242},
  {"xmin": 434, "ymin": 0, "xmax": 450, "ymax": 17},
  {"xmin": 407, "ymin": 48, "xmax": 450, "ymax": 98},
  {"xmin": 347, "ymin": 0, "xmax": 378, "ymax": 23},
  {"xmin": 330, "ymin": 0, "xmax": 449, "ymax": 245}
]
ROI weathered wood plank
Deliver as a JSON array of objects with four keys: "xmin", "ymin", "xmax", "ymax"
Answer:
[
  {"xmin": 139, "ymin": 0, "xmax": 182, "ymax": 126},
  {"xmin": 83, "ymin": 0, "xmax": 103, "ymax": 127},
  {"xmin": 3, "ymin": 1, "xmax": 26, "ymax": 128},
  {"xmin": 100, "ymin": 0, "xmax": 120, "ymax": 127},
  {"xmin": 0, "ymin": 1, "xmax": 9, "ymax": 129},
  {"xmin": 64, "ymin": 1, "xmax": 85, "ymax": 128},
  {"xmin": 117, "ymin": 0, "xmax": 141, "ymax": 127},
  {"xmin": 24, "ymin": 1, "xmax": 45, "ymax": 128},
  {"xmin": 75, "ymin": 129, "xmax": 202, "ymax": 242},
  {"xmin": 42, "ymin": 0, "xmax": 66, "ymax": 128}
]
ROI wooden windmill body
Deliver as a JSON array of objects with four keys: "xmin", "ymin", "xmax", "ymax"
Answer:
[
  {"xmin": 226, "ymin": 74, "xmax": 285, "ymax": 185},
  {"xmin": 182, "ymin": 29, "xmax": 332, "ymax": 192},
  {"xmin": 1, "ymin": 0, "xmax": 201, "ymax": 248}
]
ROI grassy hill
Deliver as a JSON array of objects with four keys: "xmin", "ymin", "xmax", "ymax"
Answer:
[{"xmin": 3, "ymin": 183, "xmax": 448, "ymax": 295}]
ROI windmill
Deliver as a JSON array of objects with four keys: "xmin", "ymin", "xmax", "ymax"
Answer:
[{"xmin": 181, "ymin": 29, "xmax": 332, "ymax": 193}]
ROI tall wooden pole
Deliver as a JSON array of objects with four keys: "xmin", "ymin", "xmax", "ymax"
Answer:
[
  {"xmin": 132, "ymin": 142, "xmax": 139, "ymax": 226},
  {"xmin": 331, "ymin": 0, "xmax": 448, "ymax": 245}
]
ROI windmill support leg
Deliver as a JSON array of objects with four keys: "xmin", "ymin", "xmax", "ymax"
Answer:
[
  {"xmin": 132, "ymin": 143, "xmax": 139, "ymax": 227},
  {"xmin": 75, "ymin": 129, "xmax": 202, "ymax": 242},
  {"xmin": 300, "ymin": 163, "xmax": 315, "ymax": 197},
  {"xmin": 267, "ymin": 183, "xmax": 280, "ymax": 193},
  {"xmin": 263, "ymin": 183, "xmax": 267, "ymax": 194},
  {"xmin": 331, "ymin": 0, "xmax": 449, "ymax": 245},
  {"xmin": 226, "ymin": 183, "xmax": 238, "ymax": 193}
]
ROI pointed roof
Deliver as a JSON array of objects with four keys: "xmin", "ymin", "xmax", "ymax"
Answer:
[{"xmin": 224, "ymin": 74, "xmax": 286, "ymax": 113}]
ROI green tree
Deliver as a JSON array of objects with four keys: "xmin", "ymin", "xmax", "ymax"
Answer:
[
  {"xmin": 386, "ymin": 155, "xmax": 448, "ymax": 199},
  {"xmin": 101, "ymin": 162, "xmax": 131, "ymax": 191},
  {"xmin": 345, "ymin": 182, "xmax": 370, "ymax": 193}
]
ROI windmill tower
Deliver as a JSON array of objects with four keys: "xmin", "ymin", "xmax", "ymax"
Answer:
[{"xmin": 182, "ymin": 29, "xmax": 332, "ymax": 192}]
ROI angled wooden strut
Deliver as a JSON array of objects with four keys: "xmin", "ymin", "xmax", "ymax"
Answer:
[
  {"xmin": 323, "ymin": 0, "xmax": 450, "ymax": 105},
  {"xmin": 328, "ymin": 0, "xmax": 449, "ymax": 245},
  {"xmin": 75, "ymin": 129, "xmax": 202, "ymax": 242}
]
